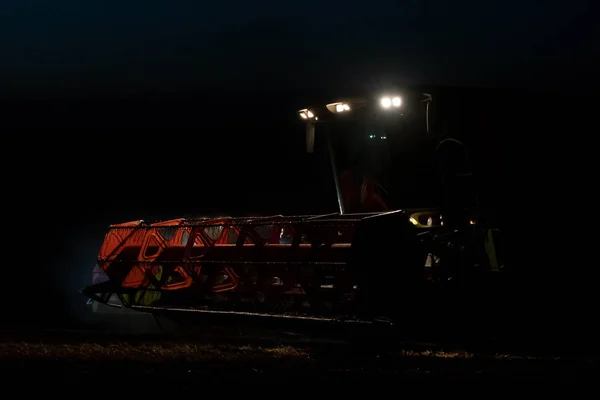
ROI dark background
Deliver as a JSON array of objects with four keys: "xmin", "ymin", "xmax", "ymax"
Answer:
[{"xmin": 2, "ymin": 1, "xmax": 598, "ymax": 344}]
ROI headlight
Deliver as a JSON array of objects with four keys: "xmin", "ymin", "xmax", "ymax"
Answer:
[
  {"xmin": 380, "ymin": 96, "xmax": 402, "ymax": 109},
  {"xmin": 326, "ymin": 102, "xmax": 351, "ymax": 113},
  {"xmin": 298, "ymin": 108, "xmax": 316, "ymax": 119}
]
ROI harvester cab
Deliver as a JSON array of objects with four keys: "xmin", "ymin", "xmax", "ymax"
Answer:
[
  {"xmin": 298, "ymin": 91, "xmax": 435, "ymax": 215},
  {"xmin": 297, "ymin": 90, "xmax": 505, "ymax": 300}
]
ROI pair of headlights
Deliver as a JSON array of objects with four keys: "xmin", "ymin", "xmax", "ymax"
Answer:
[
  {"xmin": 298, "ymin": 103, "xmax": 350, "ymax": 120},
  {"xmin": 299, "ymin": 96, "xmax": 401, "ymax": 120},
  {"xmin": 379, "ymin": 96, "xmax": 402, "ymax": 108}
]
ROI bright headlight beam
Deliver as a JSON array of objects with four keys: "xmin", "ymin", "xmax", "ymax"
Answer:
[
  {"xmin": 380, "ymin": 96, "xmax": 402, "ymax": 109},
  {"xmin": 328, "ymin": 102, "xmax": 351, "ymax": 113},
  {"xmin": 336, "ymin": 104, "xmax": 350, "ymax": 112},
  {"xmin": 298, "ymin": 108, "xmax": 316, "ymax": 120}
]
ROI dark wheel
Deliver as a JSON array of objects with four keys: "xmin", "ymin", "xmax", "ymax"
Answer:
[{"xmin": 350, "ymin": 211, "xmax": 426, "ymax": 324}]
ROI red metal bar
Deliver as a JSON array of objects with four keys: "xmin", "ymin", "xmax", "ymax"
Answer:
[{"xmin": 97, "ymin": 214, "xmax": 369, "ymax": 295}]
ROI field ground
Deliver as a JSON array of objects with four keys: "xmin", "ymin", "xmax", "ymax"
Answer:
[{"xmin": 1, "ymin": 320, "xmax": 597, "ymax": 385}]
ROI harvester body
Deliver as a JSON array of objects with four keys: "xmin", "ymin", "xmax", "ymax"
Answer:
[{"xmin": 82, "ymin": 88, "xmax": 505, "ymax": 322}]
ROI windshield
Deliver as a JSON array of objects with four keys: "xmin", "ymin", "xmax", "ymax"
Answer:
[{"xmin": 321, "ymin": 110, "xmax": 438, "ymax": 213}]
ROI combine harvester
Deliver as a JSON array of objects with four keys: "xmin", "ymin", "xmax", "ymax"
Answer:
[{"xmin": 82, "ymin": 88, "xmax": 505, "ymax": 330}]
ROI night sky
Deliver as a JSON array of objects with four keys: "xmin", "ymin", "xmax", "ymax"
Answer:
[
  {"xmin": 1, "ymin": 0, "xmax": 596, "ymax": 95},
  {"xmin": 2, "ymin": 1, "xmax": 597, "ymax": 330}
]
